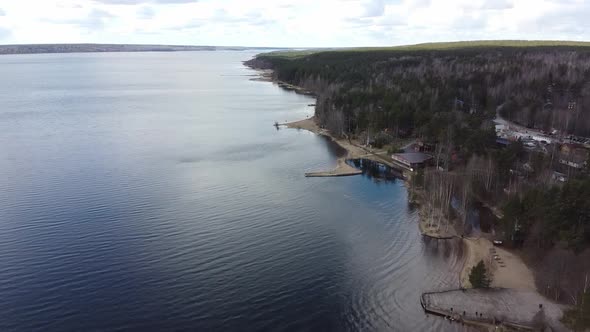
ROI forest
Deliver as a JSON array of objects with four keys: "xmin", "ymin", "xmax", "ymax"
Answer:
[
  {"xmin": 248, "ymin": 42, "xmax": 590, "ymax": 141},
  {"xmin": 246, "ymin": 42, "xmax": 590, "ymax": 312}
]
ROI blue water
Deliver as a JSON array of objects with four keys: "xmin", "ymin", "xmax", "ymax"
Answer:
[{"xmin": 0, "ymin": 51, "xmax": 467, "ymax": 331}]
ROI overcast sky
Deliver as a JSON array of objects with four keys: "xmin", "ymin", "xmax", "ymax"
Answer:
[{"xmin": 0, "ymin": 0, "xmax": 588, "ymax": 47}]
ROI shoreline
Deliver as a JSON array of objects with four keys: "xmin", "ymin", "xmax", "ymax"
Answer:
[
  {"xmin": 283, "ymin": 116, "xmax": 562, "ymax": 329},
  {"xmin": 285, "ymin": 116, "xmax": 563, "ymax": 331},
  {"xmin": 283, "ymin": 118, "xmax": 405, "ymax": 176},
  {"xmin": 283, "ymin": 118, "xmax": 364, "ymax": 177},
  {"xmin": 278, "ymin": 116, "xmax": 402, "ymax": 177},
  {"xmin": 246, "ymin": 61, "xmax": 566, "ymax": 330},
  {"xmin": 246, "ymin": 64, "xmax": 403, "ymax": 175}
]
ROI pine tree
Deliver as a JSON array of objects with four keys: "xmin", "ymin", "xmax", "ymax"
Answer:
[{"xmin": 469, "ymin": 260, "xmax": 491, "ymax": 288}]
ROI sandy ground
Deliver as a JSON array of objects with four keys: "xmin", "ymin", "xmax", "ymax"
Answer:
[
  {"xmin": 461, "ymin": 237, "xmax": 536, "ymax": 291},
  {"xmin": 304, "ymin": 158, "xmax": 362, "ymax": 177},
  {"xmin": 285, "ymin": 118, "xmax": 369, "ymax": 158},
  {"xmin": 284, "ymin": 117, "xmax": 320, "ymax": 133}
]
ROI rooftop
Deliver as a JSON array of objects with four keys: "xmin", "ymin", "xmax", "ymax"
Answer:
[{"xmin": 392, "ymin": 152, "xmax": 433, "ymax": 164}]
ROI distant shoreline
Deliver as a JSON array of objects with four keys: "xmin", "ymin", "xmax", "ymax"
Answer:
[{"xmin": 0, "ymin": 44, "xmax": 289, "ymax": 56}]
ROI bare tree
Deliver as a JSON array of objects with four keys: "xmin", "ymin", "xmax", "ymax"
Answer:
[
  {"xmin": 423, "ymin": 170, "xmax": 456, "ymax": 233},
  {"xmin": 537, "ymin": 248, "xmax": 590, "ymax": 304}
]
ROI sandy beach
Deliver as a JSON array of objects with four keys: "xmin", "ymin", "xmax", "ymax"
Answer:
[
  {"xmin": 304, "ymin": 158, "xmax": 362, "ymax": 177},
  {"xmin": 460, "ymin": 237, "xmax": 535, "ymax": 290},
  {"xmin": 285, "ymin": 118, "xmax": 369, "ymax": 158}
]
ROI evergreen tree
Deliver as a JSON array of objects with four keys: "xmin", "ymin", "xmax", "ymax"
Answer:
[{"xmin": 469, "ymin": 260, "xmax": 491, "ymax": 288}]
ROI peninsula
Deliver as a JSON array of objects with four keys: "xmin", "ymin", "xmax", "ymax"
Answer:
[{"xmin": 246, "ymin": 40, "xmax": 590, "ymax": 331}]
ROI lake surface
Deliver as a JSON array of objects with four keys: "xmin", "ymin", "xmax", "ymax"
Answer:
[{"xmin": 0, "ymin": 51, "xmax": 468, "ymax": 331}]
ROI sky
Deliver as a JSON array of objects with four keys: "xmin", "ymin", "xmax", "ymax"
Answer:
[{"xmin": 0, "ymin": 0, "xmax": 588, "ymax": 47}]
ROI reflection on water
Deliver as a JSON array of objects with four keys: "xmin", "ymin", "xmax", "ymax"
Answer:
[
  {"xmin": 451, "ymin": 197, "xmax": 499, "ymax": 235},
  {"xmin": 422, "ymin": 236, "xmax": 464, "ymax": 265},
  {"xmin": 319, "ymin": 135, "xmax": 348, "ymax": 158},
  {"xmin": 348, "ymin": 158, "xmax": 403, "ymax": 183}
]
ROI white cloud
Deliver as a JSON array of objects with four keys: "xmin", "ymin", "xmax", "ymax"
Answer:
[
  {"xmin": 0, "ymin": 0, "xmax": 588, "ymax": 47},
  {"xmin": 136, "ymin": 5, "xmax": 155, "ymax": 19},
  {"xmin": 0, "ymin": 26, "xmax": 10, "ymax": 40},
  {"xmin": 93, "ymin": 0, "xmax": 199, "ymax": 4},
  {"xmin": 42, "ymin": 8, "xmax": 116, "ymax": 30},
  {"xmin": 362, "ymin": 0, "xmax": 386, "ymax": 17}
]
